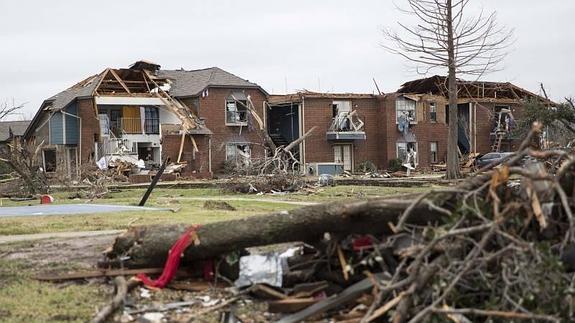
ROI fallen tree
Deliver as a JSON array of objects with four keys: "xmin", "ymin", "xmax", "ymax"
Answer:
[{"xmin": 102, "ymin": 196, "xmax": 443, "ymax": 268}]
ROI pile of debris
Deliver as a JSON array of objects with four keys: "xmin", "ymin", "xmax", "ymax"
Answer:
[
  {"xmin": 223, "ymin": 174, "xmax": 307, "ymax": 194},
  {"xmin": 39, "ymin": 124, "xmax": 575, "ymax": 322}
]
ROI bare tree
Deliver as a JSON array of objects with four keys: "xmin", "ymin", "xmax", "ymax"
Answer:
[
  {"xmin": 0, "ymin": 100, "xmax": 24, "ymax": 120},
  {"xmin": 0, "ymin": 101, "xmax": 48, "ymax": 195},
  {"xmin": 384, "ymin": 0, "xmax": 513, "ymax": 179}
]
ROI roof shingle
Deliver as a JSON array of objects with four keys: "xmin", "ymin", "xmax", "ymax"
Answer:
[
  {"xmin": 0, "ymin": 120, "xmax": 31, "ymax": 142},
  {"xmin": 158, "ymin": 67, "xmax": 264, "ymax": 97}
]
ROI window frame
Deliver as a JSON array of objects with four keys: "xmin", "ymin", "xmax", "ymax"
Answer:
[
  {"xmin": 429, "ymin": 102, "xmax": 437, "ymax": 123},
  {"xmin": 42, "ymin": 148, "xmax": 57, "ymax": 173},
  {"xmin": 395, "ymin": 97, "xmax": 417, "ymax": 124},
  {"xmin": 430, "ymin": 141, "xmax": 438, "ymax": 164},
  {"xmin": 396, "ymin": 142, "xmax": 419, "ymax": 165},
  {"xmin": 225, "ymin": 142, "xmax": 251, "ymax": 163},
  {"xmin": 225, "ymin": 99, "xmax": 249, "ymax": 126}
]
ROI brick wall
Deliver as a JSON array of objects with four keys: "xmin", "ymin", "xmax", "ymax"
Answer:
[
  {"xmin": 77, "ymin": 98, "xmax": 99, "ymax": 163},
  {"xmin": 192, "ymin": 87, "xmax": 268, "ymax": 172},
  {"xmin": 162, "ymin": 134, "xmax": 211, "ymax": 178},
  {"xmin": 301, "ymin": 97, "xmax": 383, "ymax": 170},
  {"xmin": 378, "ymin": 94, "xmax": 450, "ymax": 169}
]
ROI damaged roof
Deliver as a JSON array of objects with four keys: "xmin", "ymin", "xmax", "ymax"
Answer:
[
  {"xmin": 397, "ymin": 75, "xmax": 552, "ymax": 103},
  {"xmin": 269, "ymin": 90, "xmax": 375, "ymax": 104},
  {"xmin": 159, "ymin": 67, "xmax": 266, "ymax": 97},
  {"xmin": 46, "ymin": 74, "xmax": 103, "ymax": 111},
  {"xmin": 0, "ymin": 120, "xmax": 31, "ymax": 142}
]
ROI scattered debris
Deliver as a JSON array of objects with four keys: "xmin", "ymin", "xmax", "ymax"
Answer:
[
  {"xmin": 317, "ymin": 174, "xmax": 335, "ymax": 187},
  {"xmin": 41, "ymin": 124, "xmax": 575, "ymax": 322},
  {"xmin": 203, "ymin": 200, "xmax": 236, "ymax": 211}
]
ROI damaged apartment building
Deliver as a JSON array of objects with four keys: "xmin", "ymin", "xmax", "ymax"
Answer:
[
  {"xmin": 23, "ymin": 61, "xmax": 550, "ymax": 179},
  {"xmin": 24, "ymin": 61, "xmax": 267, "ymax": 180},
  {"xmin": 268, "ymin": 76, "xmax": 551, "ymax": 174}
]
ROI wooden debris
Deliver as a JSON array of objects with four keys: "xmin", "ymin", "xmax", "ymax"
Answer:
[
  {"xmin": 267, "ymin": 298, "xmax": 318, "ymax": 313},
  {"xmin": 91, "ymin": 276, "xmax": 141, "ymax": 323},
  {"xmin": 250, "ymin": 283, "xmax": 288, "ymax": 300},
  {"xmin": 276, "ymin": 274, "xmax": 384, "ymax": 323}
]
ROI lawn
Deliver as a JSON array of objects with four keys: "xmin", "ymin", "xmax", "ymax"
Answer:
[{"xmin": 0, "ymin": 185, "xmax": 433, "ymax": 236}]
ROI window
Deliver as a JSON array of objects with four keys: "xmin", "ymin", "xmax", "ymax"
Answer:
[
  {"xmin": 430, "ymin": 141, "xmax": 438, "ymax": 163},
  {"xmin": 42, "ymin": 149, "xmax": 57, "ymax": 172},
  {"xmin": 494, "ymin": 106, "xmax": 513, "ymax": 132},
  {"xmin": 226, "ymin": 100, "xmax": 248, "ymax": 125},
  {"xmin": 334, "ymin": 144, "xmax": 353, "ymax": 171},
  {"xmin": 396, "ymin": 142, "xmax": 418, "ymax": 166},
  {"xmin": 429, "ymin": 102, "xmax": 437, "ymax": 122},
  {"xmin": 144, "ymin": 107, "xmax": 159, "ymax": 134},
  {"xmin": 396, "ymin": 98, "xmax": 416, "ymax": 124},
  {"xmin": 226, "ymin": 143, "xmax": 251, "ymax": 165}
]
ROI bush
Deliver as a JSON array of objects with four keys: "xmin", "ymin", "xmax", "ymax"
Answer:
[
  {"xmin": 387, "ymin": 158, "xmax": 403, "ymax": 172},
  {"xmin": 355, "ymin": 160, "xmax": 377, "ymax": 173},
  {"xmin": 0, "ymin": 160, "xmax": 12, "ymax": 175}
]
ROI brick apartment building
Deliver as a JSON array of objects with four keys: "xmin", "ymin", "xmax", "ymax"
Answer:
[
  {"xmin": 268, "ymin": 76, "xmax": 550, "ymax": 173},
  {"xmin": 23, "ymin": 61, "xmax": 550, "ymax": 178},
  {"xmin": 23, "ymin": 61, "xmax": 267, "ymax": 178}
]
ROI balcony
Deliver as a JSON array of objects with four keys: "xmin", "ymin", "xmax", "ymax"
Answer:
[
  {"xmin": 326, "ymin": 110, "xmax": 366, "ymax": 141},
  {"xmin": 107, "ymin": 118, "xmax": 160, "ymax": 137}
]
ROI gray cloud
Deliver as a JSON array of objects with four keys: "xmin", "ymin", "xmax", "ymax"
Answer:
[{"xmin": 0, "ymin": 0, "xmax": 573, "ymax": 119}]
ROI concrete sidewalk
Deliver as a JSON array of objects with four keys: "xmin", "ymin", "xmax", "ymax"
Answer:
[
  {"xmin": 0, "ymin": 204, "xmax": 171, "ymax": 217},
  {"xmin": 0, "ymin": 230, "xmax": 123, "ymax": 244}
]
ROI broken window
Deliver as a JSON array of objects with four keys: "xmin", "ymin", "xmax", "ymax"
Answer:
[
  {"xmin": 226, "ymin": 92, "xmax": 248, "ymax": 125},
  {"xmin": 226, "ymin": 143, "xmax": 251, "ymax": 166},
  {"xmin": 396, "ymin": 98, "xmax": 416, "ymax": 124},
  {"xmin": 429, "ymin": 102, "xmax": 437, "ymax": 122},
  {"xmin": 494, "ymin": 106, "xmax": 514, "ymax": 133},
  {"xmin": 43, "ymin": 149, "xmax": 57, "ymax": 172},
  {"xmin": 396, "ymin": 142, "xmax": 418, "ymax": 165},
  {"xmin": 430, "ymin": 141, "xmax": 438, "ymax": 163},
  {"xmin": 331, "ymin": 101, "xmax": 354, "ymax": 131}
]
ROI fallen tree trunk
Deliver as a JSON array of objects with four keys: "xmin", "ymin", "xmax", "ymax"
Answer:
[{"xmin": 103, "ymin": 198, "xmax": 443, "ymax": 268}]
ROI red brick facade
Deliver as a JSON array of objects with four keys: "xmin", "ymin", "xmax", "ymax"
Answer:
[
  {"xmin": 190, "ymin": 87, "xmax": 268, "ymax": 171},
  {"xmin": 161, "ymin": 134, "xmax": 211, "ymax": 178},
  {"xmin": 273, "ymin": 93, "xmax": 523, "ymax": 172},
  {"xmin": 77, "ymin": 98, "xmax": 100, "ymax": 164}
]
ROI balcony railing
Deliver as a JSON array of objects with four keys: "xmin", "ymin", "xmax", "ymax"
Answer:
[
  {"xmin": 105, "ymin": 118, "xmax": 160, "ymax": 136},
  {"xmin": 326, "ymin": 110, "xmax": 366, "ymax": 140},
  {"xmin": 121, "ymin": 118, "xmax": 159, "ymax": 135}
]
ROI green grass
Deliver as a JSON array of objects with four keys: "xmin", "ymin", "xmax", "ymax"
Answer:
[
  {"xmin": 0, "ymin": 258, "xmax": 106, "ymax": 323},
  {"xmin": 0, "ymin": 186, "xmax": 432, "ymax": 235}
]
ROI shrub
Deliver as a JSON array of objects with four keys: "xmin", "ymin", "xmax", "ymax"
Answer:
[
  {"xmin": 387, "ymin": 158, "xmax": 403, "ymax": 172},
  {"xmin": 355, "ymin": 160, "xmax": 377, "ymax": 173}
]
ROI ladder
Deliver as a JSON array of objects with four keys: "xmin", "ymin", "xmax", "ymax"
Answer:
[{"xmin": 491, "ymin": 130, "xmax": 506, "ymax": 152}]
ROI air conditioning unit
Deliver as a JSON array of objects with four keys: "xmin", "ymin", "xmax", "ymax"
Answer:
[{"xmin": 306, "ymin": 162, "xmax": 344, "ymax": 176}]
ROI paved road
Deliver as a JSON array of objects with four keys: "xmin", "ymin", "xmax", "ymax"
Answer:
[
  {"xmin": 0, "ymin": 204, "xmax": 170, "ymax": 217},
  {"xmin": 0, "ymin": 230, "xmax": 123, "ymax": 244}
]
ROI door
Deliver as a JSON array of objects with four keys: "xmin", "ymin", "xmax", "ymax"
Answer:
[{"xmin": 334, "ymin": 144, "xmax": 353, "ymax": 171}]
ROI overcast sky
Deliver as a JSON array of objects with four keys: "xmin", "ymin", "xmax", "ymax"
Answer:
[{"xmin": 1, "ymin": 0, "xmax": 573, "ymax": 120}]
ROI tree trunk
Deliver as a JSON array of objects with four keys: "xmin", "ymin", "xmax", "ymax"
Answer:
[
  {"xmin": 103, "ymin": 198, "xmax": 442, "ymax": 268},
  {"xmin": 446, "ymin": 0, "xmax": 460, "ymax": 180}
]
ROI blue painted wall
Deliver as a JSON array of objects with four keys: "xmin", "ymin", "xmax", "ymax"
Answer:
[
  {"xmin": 49, "ymin": 112, "xmax": 64, "ymax": 145},
  {"xmin": 65, "ymin": 104, "xmax": 79, "ymax": 145}
]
